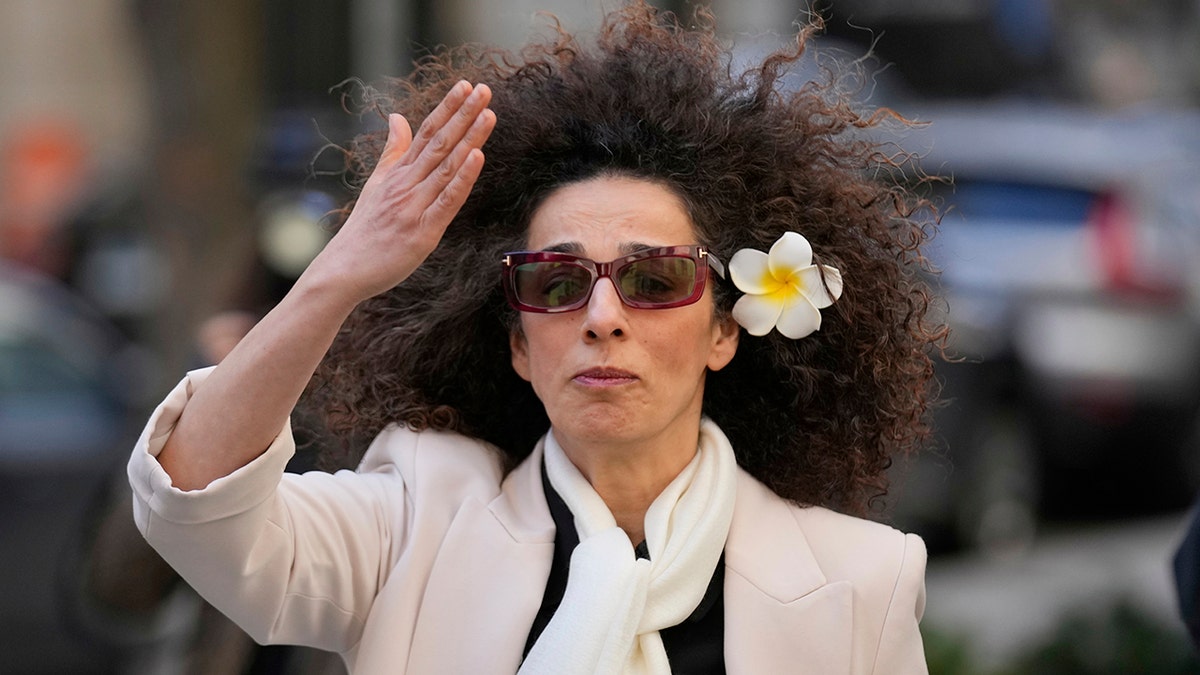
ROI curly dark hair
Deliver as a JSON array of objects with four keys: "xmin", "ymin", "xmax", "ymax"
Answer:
[{"xmin": 305, "ymin": 1, "xmax": 945, "ymax": 516}]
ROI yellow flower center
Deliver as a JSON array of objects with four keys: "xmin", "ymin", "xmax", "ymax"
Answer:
[{"xmin": 759, "ymin": 268, "xmax": 805, "ymax": 303}]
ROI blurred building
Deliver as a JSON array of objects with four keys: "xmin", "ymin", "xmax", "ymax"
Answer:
[{"xmin": 0, "ymin": 0, "xmax": 153, "ymax": 176}]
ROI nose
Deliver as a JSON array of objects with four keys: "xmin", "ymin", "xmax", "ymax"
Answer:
[{"xmin": 581, "ymin": 277, "xmax": 628, "ymax": 340}]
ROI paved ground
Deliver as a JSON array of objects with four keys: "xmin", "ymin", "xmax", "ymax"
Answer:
[{"xmin": 923, "ymin": 509, "xmax": 1196, "ymax": 669}]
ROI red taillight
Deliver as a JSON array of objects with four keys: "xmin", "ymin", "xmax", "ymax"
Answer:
[{"xmin": 1089, "ymin": 189, "xmax": 1181, "ymax": 302}]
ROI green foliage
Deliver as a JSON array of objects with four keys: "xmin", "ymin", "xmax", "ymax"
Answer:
[
  {"xmin": 923, "ymin": 625, "xmax": 987, "ymax": 675},
  {"xmin": 1003, "ymin": 600, "xmax": 1199, "ymax": 675},
  {"xmin": 923, "ymin": 599, "xmax": 1200, "ymax": 675}
]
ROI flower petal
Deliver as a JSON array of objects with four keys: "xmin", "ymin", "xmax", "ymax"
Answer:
[
  {"xmin": 796, "ymin": 265, "xmax": 843, "ymax": 309},
  {"xmin": 775, "ymin": 295, "xmax": 823, "ymax": 339},
  {"xmin": 768, "ymin": 231, "xmax": 813, "ymax": 280},
  {"xmin": 729, "ymin": 249, "xmax": 783, "ymax": 295},
  {"xmin": 732, "ymin": 293, "xmax": 784, "ymax": 336}
]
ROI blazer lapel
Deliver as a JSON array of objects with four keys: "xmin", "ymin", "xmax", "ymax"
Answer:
[
  {"xmin": 405, "ymin": 447, "xmax": 555, "ymax": 674},
  {"xmin": 724, "ymin": 471, "xmax": 854, "ymax": 675}
]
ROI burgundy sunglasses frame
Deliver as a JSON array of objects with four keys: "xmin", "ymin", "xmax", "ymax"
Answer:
[{"xmin": 501, "ymin": 244, "xmax": 726, "ymax": 313}]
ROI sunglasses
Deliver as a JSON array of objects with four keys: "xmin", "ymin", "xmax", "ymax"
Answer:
[{"xmin": 501, "ymin": 245, "xmax": 726, "ymax": 313}]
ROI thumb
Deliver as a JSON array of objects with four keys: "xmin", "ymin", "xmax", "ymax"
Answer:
[{"xmin": 381, "ymin": 112, "xmax": 413, "ymax": 164}]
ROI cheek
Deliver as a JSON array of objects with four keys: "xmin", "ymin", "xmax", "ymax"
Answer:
[
  {"xmin": 509, "ymin": 322, "xmax": 533, "ymax": 382},
  {"xmin": 511, "ymin": 318, "xmax": 566, "ymax": 384},
  {"xmin": 657, "ymin": 318, "xmax": 717, "ymax": 367}
]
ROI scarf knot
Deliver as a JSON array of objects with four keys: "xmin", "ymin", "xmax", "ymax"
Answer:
[{"xmin": 518, "ymin": 419, "xmax": 737, "ymax": 675}]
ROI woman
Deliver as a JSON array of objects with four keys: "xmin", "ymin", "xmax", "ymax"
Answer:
[{"xmin": 129, "ymin": 3, "xmax": 941, "ymax": 673}]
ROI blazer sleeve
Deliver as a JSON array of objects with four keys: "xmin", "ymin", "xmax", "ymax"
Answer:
[
  {"xmin": 871, "ymin": 532, "xmax": 929, "ymax": 675},
  {"xmin": 127, "ymin": 368, "xmax": 407, "ymax": 653}
]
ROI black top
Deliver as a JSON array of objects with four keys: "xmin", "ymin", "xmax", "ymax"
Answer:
[{"xmin": 522, "ymin": 464, "xmax": 725, "ymax": 674}]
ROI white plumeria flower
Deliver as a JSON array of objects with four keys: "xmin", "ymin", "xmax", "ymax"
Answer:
[{"xmin": 728, "ymin": 231, "xmax": 843, "ymax": 339}]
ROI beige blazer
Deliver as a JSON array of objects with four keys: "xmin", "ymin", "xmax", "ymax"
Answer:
[{"xmin": 129, "ymin": 369, "xmax": 927, "ymax": 674}]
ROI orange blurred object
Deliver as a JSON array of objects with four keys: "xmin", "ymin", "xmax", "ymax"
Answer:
[{"xmin": 0, "ymin": 120, "xmax": 91, "ymax": 274}]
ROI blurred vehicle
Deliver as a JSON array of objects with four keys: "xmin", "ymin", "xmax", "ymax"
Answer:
[
  {"xmin": 885, "ymin": 103, "xmax": 1200, "ymax": 553},
  {"xmin": 0, "ymin": 261, "xmax": 163, "ymax": 673}
]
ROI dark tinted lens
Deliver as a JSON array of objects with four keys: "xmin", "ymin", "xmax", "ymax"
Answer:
[
  {"xmin": 617, "ymin": 256, "xmax": 696, "ymax": 304},
  {"xmin": 514, "ymin": 261, "xmax": 593, "ymax": 308}
]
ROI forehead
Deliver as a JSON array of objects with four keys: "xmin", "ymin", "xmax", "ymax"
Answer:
[{"xmin": 525, "ymin": 176, "xmax": 697, "ymax": 253}]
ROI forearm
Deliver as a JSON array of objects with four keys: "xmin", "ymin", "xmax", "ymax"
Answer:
[{"xmin": 156, "ymin": 269, "xmax": 356, "ymax": 490}]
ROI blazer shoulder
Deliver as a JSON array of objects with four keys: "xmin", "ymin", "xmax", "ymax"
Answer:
[
  {"xmin": 732, "ymin": 471, "xmax": 923, "ymax": 585},
  {"xmin": 790, "ymin": 504, "xmax": 926, "ymax": 593},
  {"xmin": 791, "ymin": 505, "xmax": 911, "ymax": 551},
  {"xmin": 356, "ymin": 425, "xmax": 508, "ymax": 503},
  {"xmin": 786, "ymin": 508, "xmax": 930, "ymax": 673}
]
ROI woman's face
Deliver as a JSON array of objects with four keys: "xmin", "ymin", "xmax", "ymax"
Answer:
[{"xmin": 510, "ymin": 175, "xmax": 739, "ymax": 452}]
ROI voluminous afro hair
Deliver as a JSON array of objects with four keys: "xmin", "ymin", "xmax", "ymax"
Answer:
[{"xmin": 306, "ymin": 1, "xmax": 945, "ymax": 516}]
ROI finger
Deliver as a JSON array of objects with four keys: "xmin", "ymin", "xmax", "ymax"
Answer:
[
  {"xmin": 420, "ymin": 148, "xmax": 487, "ymax": 234},
  {"xmin": 404, "ymin": 80, "xmax": 474, "ymax": 162},
  {"xmin": 429, "ymin": 106, "xmax": 497, "ymax": 179},
  {"xmin": 379, "ymin": 113, "xmax": 414, "ymax": 166},
  {"xmin": 457, "ymin": 106, "xmax": 497, "ymax": 160},
  {"xmin": 409, "ymin": 107, "xmax": 495, "ymax": 204},
  {"xmin": 407, "ymin": 84, "xmax": 493, "ymax": 178},
  {"xmin": 360, "ymin": 113, "xmax": 414, "ymax": 194}
]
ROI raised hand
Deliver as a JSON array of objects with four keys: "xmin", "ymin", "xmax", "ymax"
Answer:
[
  {"xmin": 309, "ymin": 80, "xmax": 496, "ymax": 304},
  {"xmin": 155, "ymin": 83, "xmax": 495, "ymax": 490}
]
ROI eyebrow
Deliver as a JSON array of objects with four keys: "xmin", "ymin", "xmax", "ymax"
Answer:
[{"xmin": 540, "ymin": 241, "xmax": 660, "ymax": 256}]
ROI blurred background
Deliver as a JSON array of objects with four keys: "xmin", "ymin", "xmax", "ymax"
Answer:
[{"xmin": 1, "ymin": 0, "xmax": 1198, "ymax": 673}]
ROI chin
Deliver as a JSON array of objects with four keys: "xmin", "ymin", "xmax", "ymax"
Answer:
[{"xmin": 550, "ymin": 406, "xmax": 640, "ymax": 443}]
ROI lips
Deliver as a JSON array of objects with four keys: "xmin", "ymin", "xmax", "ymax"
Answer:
[{"xmin": 572, "ymin": 367, "xmax": 638, "ymax": 386}]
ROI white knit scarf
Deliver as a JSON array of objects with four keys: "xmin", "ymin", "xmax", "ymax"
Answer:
[{"xmin": 518, "ymin": 418, "xmax": 737, "ymax": 675}]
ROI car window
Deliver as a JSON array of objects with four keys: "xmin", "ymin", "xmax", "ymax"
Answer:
[{"xmin": 939, "ymin": 180, "xmax": 1096, "ymax": 225}]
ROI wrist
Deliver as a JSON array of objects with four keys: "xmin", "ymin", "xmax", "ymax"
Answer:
[{"xmin": 291, "ymin": 257, "xmax": 370, "ymax": 320}]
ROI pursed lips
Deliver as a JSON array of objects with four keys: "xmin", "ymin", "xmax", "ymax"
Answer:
[{"xmin": 572, "ymin": 367, "xmax": 638, "ymax": 387}]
